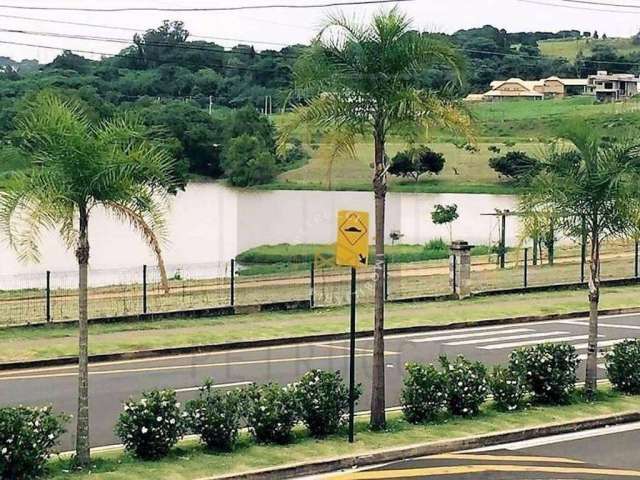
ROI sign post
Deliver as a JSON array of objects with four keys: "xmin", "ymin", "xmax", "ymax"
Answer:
[{"xmin": 336, "ymin": 210, "xmax": 369, "ymax": 443}]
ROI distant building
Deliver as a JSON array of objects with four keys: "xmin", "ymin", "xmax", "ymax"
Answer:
[
  {"xmin": 467, "ymin": 76, "xmax": 589, "ymax": 102},
  {"xmin": 586, "ymin": 71, "xmax": 640, "ymax": 102}
]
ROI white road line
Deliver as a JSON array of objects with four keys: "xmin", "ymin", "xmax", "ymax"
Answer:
[
  {"xmin": 468, "ymin": 422, "xmax": 640, "ymax": 452},
  {"xmin": 571, "ymin": 338, "xmax": 633, "ymax": 350},
  {"xmin": 175, "ymin": 381, "xmax": 251, "ymax": 393},
  {"xmin": 0, "ymin": 353, "xmax": 381, "ymax": 381},
  {"xmin": 559, "ymin": 320, "xmax": 640, "ymax": 331},
  {"xmin": 478, "ymin": 334, "xmax": 597, "ymax": 350},
  {"xmin": 384, "ymin": 324, "xmax": 547, "ymax": 341},
  {"xmin": 445, "ymin": 331, "xmax": 570, "ymax": 346},
  {"xmin": 410, "ymin": 328, "xmax": 534, "ymax": 344},
  {"xmin": 577, "ymin": 352, "xmax": 606, "ymax": 360}
]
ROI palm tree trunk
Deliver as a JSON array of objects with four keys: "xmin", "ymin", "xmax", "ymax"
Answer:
[
  {"xmin": 585, "ymin": 232, "xmax": 600, "ymax": 398},
  {"xmin": 370, "ymin": 131, "xmax": 387, "ymax": 430},
  {"xmin": 75, "ymin": 206, "xmax": 91, "ymax": 467}
]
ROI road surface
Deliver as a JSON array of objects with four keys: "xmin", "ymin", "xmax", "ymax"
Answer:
[
  {"xmin": 1, "ymin": 311, "xmax": 639, "ymax": 450},
  {"xmin": 326, "ymin": 421, "xmax": 640, "ymax": 479}
]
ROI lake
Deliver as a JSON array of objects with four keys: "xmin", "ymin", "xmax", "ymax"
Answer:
[{"xmin": 0, "ymin": 183, "xmax": 519, "ymax": 287}]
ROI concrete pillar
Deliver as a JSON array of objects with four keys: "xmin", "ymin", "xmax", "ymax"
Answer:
[{"xmin": 450, "ymin": 240, "xmax": 473, "ymax": 299}]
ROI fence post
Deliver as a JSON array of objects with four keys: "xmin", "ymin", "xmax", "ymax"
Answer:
[
  {"xmin": 500, "ymin": 213, "xmax": 506, "ymax": 269},
  {"xmin": 230, "ymin": 259, "xmax": 235, "ymax": 306},
  {"xmin": 523, "ymin": 248, "xmax": 528, "ymax": 288},
  {"xmin": 142, "ymin": 265, "xmax": 148, "ymax": 314},
  {"xmin": 635, "ymin": 240, "xmax": 640, "ymax": 278},
  {"xmin": 451, "ymin": 254, "xmax": 457, "ymax": 294},
  {"xmin": 46, "ymin": 270, "xmax": 51, "ymax": 323},
  {"xmin": 310, "ymin": 262, "xmax": 315, "ymax": 308},
  {"xmin": 384, "ymin": 258, "xmax": 389, "ymax": 301}
]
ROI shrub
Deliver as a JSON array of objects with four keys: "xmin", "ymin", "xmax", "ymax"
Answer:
[
  {"xmin": 293, "ymin": 370, "xmax": 359, "ymax": 438},
  {"xmin": 440, "ymin": 356, "xmax": 488, "ymax": 416},
  {"xmin": 490, "ymin": 366, "xmax": 531, "ymax": 412},
  {"xmin": 401, "ymin": 363, "xmax": 448, "ymax": 423},
  {"xmin": 489, "ymin": 151, "xmax": 539, "ymax": 182},
  {"xmin": 606, "ymin": 339, "xmax": 640, "ymax": 394},
  {"xmin": 244, "ymin": 383, "xmax": 299, "ymax": 444},
  {"xmin": 186, "ymin": 380, "xmax": 243, "ymax": 451},
  {"xmin": 115, "ymin": 389, "xmax": 185, "ymax": 460},
  {"xmin": 510, "ymin": 343, "xmax": 579, "ymax": 405},
  {"xmin": 389, "ymin": 146, "xmax": 445, "ymax": 182},
  {"xmin": 0, "ymin": 406, "xmax": 67, "ymax": 480},
  {"xmin": 222, "ymin": 134, "xmax": 278, "ymax": 187}
]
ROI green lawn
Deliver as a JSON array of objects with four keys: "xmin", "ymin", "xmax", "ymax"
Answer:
[
  {"xmin": 47, "ymin": 388, "xmax": 640, "ymax": 480},
  {"xmin": 274, "ymin": 142, "xmax": 539, "ymax": 193},
  {"xmin": 539, "ymin": 36, "xmax": 640, "ymax": 60},
  {"xmin": 2, "ymin": 284, "xmax": 640, "ymax": 363}
]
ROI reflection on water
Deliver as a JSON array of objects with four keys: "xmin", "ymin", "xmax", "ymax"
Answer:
[{"xmin": 0, "ymin": 183, "xmax": 519, "ymax": 286}]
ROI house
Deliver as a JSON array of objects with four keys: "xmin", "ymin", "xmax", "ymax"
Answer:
[
  {"xmin": 586, "ymin": 71, "xmax": 639, "ymax": 102},
  {"xmin": 467, "ymin": 76, "xmax": 589, "ymax": 102}
]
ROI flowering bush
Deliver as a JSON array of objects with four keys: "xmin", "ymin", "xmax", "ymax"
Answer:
[
  {"xmin": 400, "ymin": 363, "xmax": 448, "ymax": 423},
  {"xmin": 115, "ymin": 389, "xmax": 185, "ymax": 459},
  {"xmin": 293, "ymin": 370, "xmax": 359, "ymax": 438},
  {"xmin": 510, "ymin": 343, "xmax": 578, "ymax": 405},
  {"xmin": 606, "ymin": 339, "xmax": 640, "ymax": 394},
  {"xmin": 244, "ymin": 383, "xmax": 299, "ymax": 444},
  {"xmin": 186, "ymin": 380, "xmax": 243, "ymax": 451},
  {"xmin": 490, "ymin": 365, "xmax": 531, "ymax": 412},
  {"xmin": 440, "ymin": 355, "xmax": 488, "ymax": 416},
  {"xmin": 0, "ymin": 406, "xmax": 67, "ymax": 480}
]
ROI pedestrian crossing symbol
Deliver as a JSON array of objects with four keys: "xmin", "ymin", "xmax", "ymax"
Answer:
[{"xmin": 336, "ymin": 210, "xmax": 369, "ymax": 268}]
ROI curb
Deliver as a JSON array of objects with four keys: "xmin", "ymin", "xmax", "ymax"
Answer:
[
  {"xmin": 205, "ymin": 411, "xmax": 640, "ymax": 480},
  {"xmin": 2, "ymin": 305, "xmax": 640, "ymax": 372}
]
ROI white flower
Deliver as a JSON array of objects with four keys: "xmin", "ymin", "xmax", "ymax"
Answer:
[
  {"xmin": 156, "ymin": 416, "xmax": 163, "ymax": 422},
  {"xmin": 141, "ymin": 427, "xmax": 148, "ymax": 434},
  {"xmin": 1, "ymin": 448, "xmax": 6, "ymax": 455}
]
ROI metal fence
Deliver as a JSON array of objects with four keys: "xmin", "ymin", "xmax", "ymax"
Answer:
[{"xmin": 0, "ymin": 240, "xmax": 639, "ymax": 327}]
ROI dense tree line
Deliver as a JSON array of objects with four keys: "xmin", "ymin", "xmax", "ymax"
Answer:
[{"xmin": 0, "ymin": 21, "xmax": 637, "ymax": 183}]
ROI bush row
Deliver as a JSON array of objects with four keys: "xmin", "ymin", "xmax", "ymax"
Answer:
[
  {"xmin": 3, "ymin": 339, "xmax": 640, "ymax": 477},
  {"xmin": 115, "ymin": 369, "xmax": 360, "ymax": 460},
  {"xmin": 401, "ymin": 344, "xmax": 581, "ymax": 423}
]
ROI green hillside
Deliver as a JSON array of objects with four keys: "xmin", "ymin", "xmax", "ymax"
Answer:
[{"xmin": 539, "ymin": 36, "xmax": 640, "ymax": 60}]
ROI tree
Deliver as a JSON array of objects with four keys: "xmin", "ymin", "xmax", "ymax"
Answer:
[
  {"xmin": 489, "ymin": 150, "xmax": 539, "ymax": 183},
  {"xmin": 0, "ymin": 93, "xmax": 178, "ymax": 466},
  {"xmin": 283, "ymin": 8, "xmax": 471, "ymax": 429},
  {"xmin": 520, "ymin": 125, "xmax": 640, "ymax": 398},
  {"xmin": 222, "ymin": 134, "xmax": 278, "ymax": 187},
  {"xmin": 389, "ymin": 146, "xmax": 445, "ymax": 182},
  {"xmin": 431, "ymin": 204, "xmax": 459, "ymax": 243}
]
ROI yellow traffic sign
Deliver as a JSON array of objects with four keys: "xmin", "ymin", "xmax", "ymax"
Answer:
[{"xmin": 336, "ymin": 210, "xmax": 369, "ymax": 268}]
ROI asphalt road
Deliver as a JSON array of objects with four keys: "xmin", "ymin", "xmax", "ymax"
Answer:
[
  {"xmin": 1, "ymin": 312, "xmax": 640, "ymax": 451},
  {"xmin": 328, "ymin": 421, "xmax": 640, "ymax": 479}
]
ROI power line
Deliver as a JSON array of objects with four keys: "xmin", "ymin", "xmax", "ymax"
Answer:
[
  {"xmin": 558, "ymin": 0, "xmax": 640, "ymax": 8},
  {"xmin": 0, "ymin": 13, "xmax": 294, "ymax": 48},
  {"xmin": 0, "ymin": 0, "xmax": 413, "ymax": 13},
  {"xmin": 515, "ymin": 0, "xmax": 640, "ymax": 13},
  {"xmin": 0, "ymin": 28, "xmax": 303, "ymax": 63}
]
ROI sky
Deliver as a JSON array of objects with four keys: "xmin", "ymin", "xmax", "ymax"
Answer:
[{"xmin": 1, "ymin": 0, "xmax": 640, "ymax": 63}]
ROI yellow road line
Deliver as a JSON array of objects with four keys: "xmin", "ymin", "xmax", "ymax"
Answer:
[
  {"xmin": 333, "ymin": 464, "xmax": 640, "ymax": 478},
  {"xmin": 430, "ymin": 453, "xmax": 583, "ymax": 464},
  {"xmin": 0, "ymin": 353, "xmax": 394, "ymax": 381},
  {"xmin": 0, "ymin": 342, "xmax": 351, "ymax": 376},
  {"xmin": 315, "ymin": 343, "xmax": 398, "ymax": 355}
]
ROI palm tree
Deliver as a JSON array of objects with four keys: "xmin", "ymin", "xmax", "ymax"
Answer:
[
  {"xmin": 521, "ymin": 126, "xmax": 640, "ymax": 397},
  {"xmin": 282, "ymin": 8, "xmax": 471, "ymax": 429},
  {"xmin": 0, "ymin": 92, "xmax": 178, "ymax": 466}
]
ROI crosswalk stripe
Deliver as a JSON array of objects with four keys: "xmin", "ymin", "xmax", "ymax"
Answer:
[
  {"xmin": 571, "ymin": 338, "xmax": 633, "ymax": 350},
  {"xmin": 577, "ymin": 352, "xmax": 606, "ymax": 360},
  {"xmin": 410, "ymin": 328, "xmax": 534, "ymax": 344},
  {"xmin": 559, "ymin": 320, "xmax": 640, "ymax": 331},
  {"xmin": 478, "ymin": 334, "xmax": 594, "ymax": 350},
  {"xmin": 386, "ymin": 324, "xmax": 541, "ymax": 340},
  {"xmin": 445, "ymin": 331, "xmax": 569, "ymax": 346}
]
